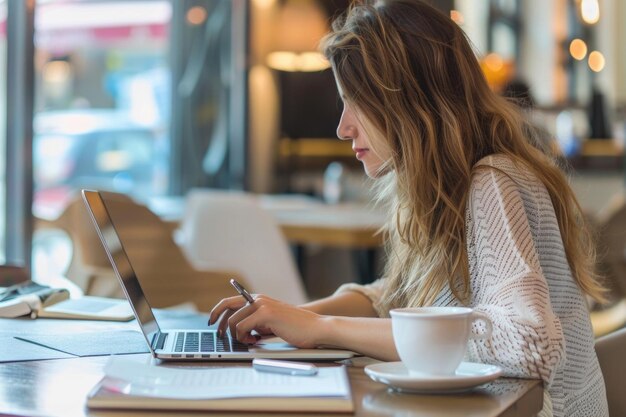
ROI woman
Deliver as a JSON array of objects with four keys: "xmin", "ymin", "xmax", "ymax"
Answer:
[{"xmin": 209, "ymin": 1, "xmax": 608, "ymax": 416}]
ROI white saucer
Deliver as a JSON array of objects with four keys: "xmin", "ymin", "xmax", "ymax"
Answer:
[{"xmin": 364, "ymin": 361, "xmax": 502, "ymax": 393}]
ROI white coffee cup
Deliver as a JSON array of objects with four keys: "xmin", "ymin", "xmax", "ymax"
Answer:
[{"xmin": 389, "ymin": 307, "xmax": 492, "ymax": 376}]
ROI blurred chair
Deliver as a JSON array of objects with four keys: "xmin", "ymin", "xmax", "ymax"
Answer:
[
  {"xmin": 589, "ymin": 193, "xmax": 626, "ymax": 336},
  {"xmin": 34, "ymin": 192, "xmax": 130, "ymax": 297},
  {"xmin": 34, "ymin": 191, "xmax": 244, "ymax": 311},
  {"xmin": 590, "ymin": 300, "xmax": 626, "ymax": 338},
  {"xmin": 595, "ymin": 327, "xmax": 626, "ymax": 417},
  {"xmin": 596, "ymin": 193, "xmax": 626, "ymax": 297},
  {"xmin": 176, "ymin": 189, "xmax": 308, "ymax": 305}
]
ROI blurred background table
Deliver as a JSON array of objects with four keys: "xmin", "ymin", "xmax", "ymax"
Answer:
[
  {"xmin": 150, "ymin": 194, "xmax": 385, "ymax": 249},
  {"xmin": 151, "ymin": 194, "xmax": 385, "ymax": 285}
]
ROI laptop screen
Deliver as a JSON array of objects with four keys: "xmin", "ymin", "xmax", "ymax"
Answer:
[{"xmin": 81, "ymin": 190, "xmax": 160, "ymax": 349}]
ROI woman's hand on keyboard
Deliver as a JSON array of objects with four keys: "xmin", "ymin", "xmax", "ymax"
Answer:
[{"xmin": 208, "ymin": 295, "xmax": 327, "ymax": 348}]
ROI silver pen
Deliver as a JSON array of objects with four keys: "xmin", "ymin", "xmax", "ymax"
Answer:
[
  {"xmin": 252, "ymin": 358, "xmax": 318, "ymax": 376},
  {"xmin": 230, "ymin": 279, "xmax": 255, "ymax": 304}
]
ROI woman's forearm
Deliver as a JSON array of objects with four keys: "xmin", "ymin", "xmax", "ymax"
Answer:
[
  {"xmin": 300, "ymin": 291, "xmax": 378, "ymax": 317},
  {"xmin": 300, "ymin": 289, "xmax": 390, "ymax": 358},
  {"xmin": 317, "ymin": 316, "xmax": 399, "ymax": 361}
]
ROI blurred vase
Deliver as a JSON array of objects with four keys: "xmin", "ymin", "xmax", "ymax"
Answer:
[
  {"xmin": 323, "ymin": 162, "xmax": 346, "ymax": 204},
  {"xmin": 556, "ymin": 110, "xmax": 580, "ymax": 157}
]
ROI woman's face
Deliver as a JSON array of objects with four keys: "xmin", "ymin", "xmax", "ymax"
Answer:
[{"xmin": 336, "ymin": 93, "xmax": 391, "ymax": 178}]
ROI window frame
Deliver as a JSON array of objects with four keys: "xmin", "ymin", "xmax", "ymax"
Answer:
[{"xmin": 4, "ymin": 0, "xmax": 35, "ymax": 267}]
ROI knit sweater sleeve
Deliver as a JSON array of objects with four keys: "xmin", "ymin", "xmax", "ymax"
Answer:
[
  {"xmin": 334, "ymin": 278, "xmax": 387, "ymax": 317},
  {"xmin": 465, "ymin": 167, "xmax": 565, "ymax": 387}
]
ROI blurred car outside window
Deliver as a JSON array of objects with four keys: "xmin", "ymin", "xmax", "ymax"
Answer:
[{"xmin": 33, "ymin": 109, "xmax": 162, "ymax": 220}]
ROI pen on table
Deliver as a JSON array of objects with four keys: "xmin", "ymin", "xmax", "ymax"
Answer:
[
  {"xmin": 252, "ymin": 358, "xmax": 319, "ymax": 376},
  {"xmin": 230, "ymin": 279, "xmax": 255, "ymax": 304}
]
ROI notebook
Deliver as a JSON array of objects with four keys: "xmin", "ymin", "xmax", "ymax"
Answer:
[
  {"xmin": 81, "ymin": 189, "xmax": 355, "ymax": 361},
  {"xmin": 87, "ymin": 355, "xmax": 353, "ymax": 413}
]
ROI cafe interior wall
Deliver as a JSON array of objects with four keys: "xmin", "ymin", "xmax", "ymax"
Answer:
[
  {"xmin": 248, "ymin": 0, "xmax": 350, "ymax": 196},
  {"xmin": 600, "ymin": 0, "xmax": 626, "ymax": 110},
  {"xmin": 617, "ymin": 0, "xmax": 626, "ymax": 109},
  {"xmin": 521, "ymin": 0, "xmax": 568, "ymax": 106},
  {"xmin": 248, "ymin": 0, "xmax": 280, "ymax": 194}
]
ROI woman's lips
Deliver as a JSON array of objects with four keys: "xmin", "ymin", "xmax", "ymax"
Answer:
[{"xmin": 354, "ymin": 148, "xmax": 369, "ymax": 160}]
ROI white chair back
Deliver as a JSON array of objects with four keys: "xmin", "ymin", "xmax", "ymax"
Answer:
[
  {"xmin": 177, "ymin": 189, "xmax": 308, "ymax": 305},
  {"xmin": 595, "ymin": 326, "xmax": 626, "ymax": 417}
]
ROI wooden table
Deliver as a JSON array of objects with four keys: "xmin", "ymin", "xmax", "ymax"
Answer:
[{"xmin": 0, "ymin": 317, "xmax": 543, "ymax": 417}]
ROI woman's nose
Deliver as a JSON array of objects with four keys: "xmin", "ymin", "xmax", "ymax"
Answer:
[
  {"xmin": 337, "ymin": 126, "xmax": 349, "ymax": 141},
  {"xmin": 337, "ymin": 115, "xmax": 356, "ymax": 141}
]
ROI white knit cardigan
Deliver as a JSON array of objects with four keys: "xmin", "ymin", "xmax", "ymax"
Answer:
[{"xmin": 337, "ymin": 154, "xmax": 608, "ymax": 417}]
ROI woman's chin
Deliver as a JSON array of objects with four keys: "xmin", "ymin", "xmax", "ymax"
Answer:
[
  {"xmin": 363, "ymin": 163, "xmax": 390, "ymax": 179},
  {"xmin": 363, "ymin": 166, "xmax": 378, "ymax": 178}
]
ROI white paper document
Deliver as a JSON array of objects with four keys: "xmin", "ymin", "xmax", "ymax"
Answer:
[{"xmin": 102, "ymin": 356, "xmax": 351, "ymax": 400}]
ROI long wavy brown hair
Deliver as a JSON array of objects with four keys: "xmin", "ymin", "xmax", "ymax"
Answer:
[{"xmin": 322, "ymin": 0, "xmax": 606, "ymax": 310}]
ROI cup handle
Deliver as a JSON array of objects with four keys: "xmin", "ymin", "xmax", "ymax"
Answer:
[{"xmin": 469, "ymin": 311, "xmax": 493, "ymax": 340}]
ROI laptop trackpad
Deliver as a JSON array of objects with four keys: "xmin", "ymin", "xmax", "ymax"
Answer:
[{"xmin": 254, "ymin": 336, "xmax": 298, "ymax": 351}]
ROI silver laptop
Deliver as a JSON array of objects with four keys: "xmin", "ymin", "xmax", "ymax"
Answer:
[{"xmin": 81, "ymin": 189, "xmax": 354, "ymax": 361}]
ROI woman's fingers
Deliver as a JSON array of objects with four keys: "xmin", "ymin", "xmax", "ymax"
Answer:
[
  {"xmin": 216, "ymin": 309, "xmax": 235, "ymax": 337},
  {"xmin": 235, "ymin": 305, "xmax": 269, "ymax": 344},
  {"xmin": 208, "ymin": 296, "xmax": 248, "ymax": 325},
  {"xmin": 226, "ymin": 301, "xmax": 259, "ymax": 339},
  {"xmin": 224, "ymin": 295, "xmax": 277, "ymax": 343},
  {"xmin": 210, "ymin": 295, "xmax": 292, "ymax": 345}
]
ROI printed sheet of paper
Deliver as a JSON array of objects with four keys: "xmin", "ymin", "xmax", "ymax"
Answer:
[
  {"xmin": 0, "ymin": 336, "xmax": 74, "ymax": 362},
  {"xmin": 16, "ymin": 330, "xmax": 149, "ymax": 357},
  {"xmin": 103, "ymin": 355, "xmax": 350, "ymax": 400}
]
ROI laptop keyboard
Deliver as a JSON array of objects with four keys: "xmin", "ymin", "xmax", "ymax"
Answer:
[{"xmin": 174, "ymin": 331, "xmax": 249, "ymax": 353}]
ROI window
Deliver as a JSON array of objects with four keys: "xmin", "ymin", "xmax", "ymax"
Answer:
[
  {"xmin": 33, "ymin": 0, "xmax": 172, "ymax": 219},
  {"xmin": 31, "ymin": 0, "xmax": 248, "ymax": 283},
  {"xmin": 31, "ymin": 0, "xmax": 172, "ymax": 281}
]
